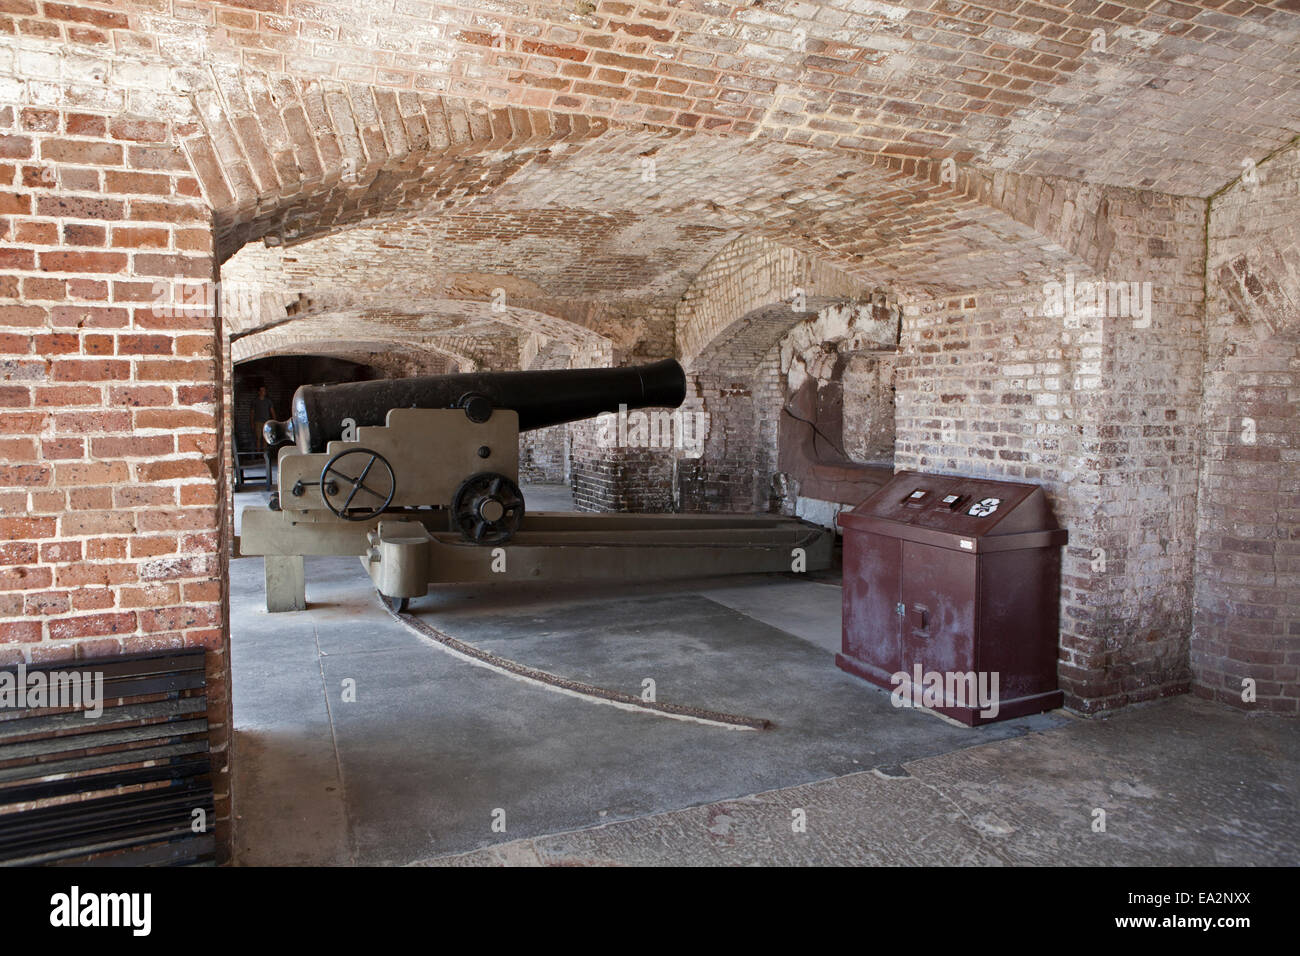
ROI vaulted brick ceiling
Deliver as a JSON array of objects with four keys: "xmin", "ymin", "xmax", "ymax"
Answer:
[
  {"xmin": 445, "ymin": 0, "xmax": 1300, "ymax": 196},
  {"xmin": 135, "ymin": 0, "xmax": 1300, "ymax": 197},
  {"xmin": 128, "ymin": 0, "xmax": 1296, "ymax": 358}
]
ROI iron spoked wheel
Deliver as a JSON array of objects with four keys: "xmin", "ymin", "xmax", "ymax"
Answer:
[
  {"xmin": 450, "ymin": 472, "xmax": 525, "ymax": 545},
  {"xmin": 320, "ymin": 447, "xmax": 396, "ymax": 521}
]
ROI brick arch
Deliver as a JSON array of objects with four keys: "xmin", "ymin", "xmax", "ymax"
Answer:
[
  {"xmin": 493, "ymin": 127, "xmax": 1112, "ymax": 308},
  {"xmin": 677, "ymin": 235, "xmax": 870, "ymax": 370},
  {"xmin": 671, "ymin": 185, "xmax": 1095, "ymax": 373},
  {"xmin": 689, "ymin": 298, "xmax": 859, "ymax": 379},
  {"xmin": 180, "ymin": 67, "xmax": 612, "ymax": 262},
  {"xmin": 185, "ymin": 63, "xmax": 1120, "ymax": 377},
  {"xmin": 234, "ymin": 348, "xmax": 449, "ymax": 383},
  {"xmin": 851, "ymin": 155, "xmax": 1123, "ymax": 275},
  {"xmin": 187, "ymin": 66, "xmax": 1115, "ymax": 306},
  {"xmin": 679, "ymin": 301, "xmax": 845, "ymax": 513},
  {"xmin": 673, "ymin": 238, "xmax": 867, "ymax": 511},
  {"xmin": 227, "ymin": 296, "xmax": 610, "ymax": 370},
  {"xmin": 233, "ymin": 333, "xmax": 477, "ymax": 375}
]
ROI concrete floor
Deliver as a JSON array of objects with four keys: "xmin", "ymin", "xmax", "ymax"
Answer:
[{"xmin": 230, "ymin": 486, "xmax": 1299, "ymax": 866}]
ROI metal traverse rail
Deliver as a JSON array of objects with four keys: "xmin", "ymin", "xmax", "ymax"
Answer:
[{"xmin": 379, "ymin": 592, "xmax": 775, "ymax": 731}]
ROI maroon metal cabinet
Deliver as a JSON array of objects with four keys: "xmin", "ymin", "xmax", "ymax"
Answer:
[{"xmin": 836, "ymin": 471, "xmax": 1068, "ymax": 726}]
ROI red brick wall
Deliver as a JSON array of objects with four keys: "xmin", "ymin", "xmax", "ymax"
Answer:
[
  {"xmin": 1195, "ymin": 140, "xmax": 1300, "ymax": 715},
  {"xmin": 0, "ymin": 98, "xmax": 233, "ymax": 852}
]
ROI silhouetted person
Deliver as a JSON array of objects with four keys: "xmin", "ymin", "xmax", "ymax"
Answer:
[{"xmin": 250, "ymin": 386, "xmax": 278, "ymax": 452}]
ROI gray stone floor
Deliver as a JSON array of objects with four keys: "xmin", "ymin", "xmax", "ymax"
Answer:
[
  {"xmin": 230, "ymin": 486, "xmax": 1299, "ymax": 867},
  {"xmin": 425, "ymin": 695, "xmax": 1299, "ymax": 866}
]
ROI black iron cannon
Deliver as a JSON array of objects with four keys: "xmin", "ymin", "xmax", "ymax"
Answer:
[{"xmin": 264, "ymin": 358, "xmax": 688, "ymax": 454}]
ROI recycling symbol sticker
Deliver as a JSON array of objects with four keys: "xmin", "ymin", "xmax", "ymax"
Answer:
[{"xmin": 967, "ymin": 497, "xmax": 1001, "ymax": 517}]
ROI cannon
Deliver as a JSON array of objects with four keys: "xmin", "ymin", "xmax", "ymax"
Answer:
[
  {"xmin": 264, "ymin": 359, "xmax": 689, "ymax": 455},
  {"xmin": 238, "ymin": 359, "xmax": 833, "ymax": 612}
]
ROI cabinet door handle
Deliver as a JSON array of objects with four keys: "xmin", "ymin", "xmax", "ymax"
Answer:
[{"xmin": 911, "ymin": 605, "xmax": 929, "ymax": 630}]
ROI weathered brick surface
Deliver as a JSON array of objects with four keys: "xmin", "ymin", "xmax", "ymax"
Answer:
[
  {"xmin": 842, "ymin": 352, "xmax": 896, "ymax": 464},
  {"xmin": 11, "ymin": 0, "xmax": 1300, "ymax": 199},
  {"xmin": 518, "ymin": 335, "xmax": 572, "ymax": 484},
  {"xmin": 1195, "ymin": 139, "xmax": 1300, "ymax": 716}
]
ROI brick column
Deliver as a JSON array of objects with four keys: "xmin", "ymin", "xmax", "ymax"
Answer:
[
  {"xmin": 0, "ymin": 103, "xmax": 233, "ymax": 856},
  {"xmin": 894, "ymin": 187, "xmax": 1207, "ymax": 715},
  {"xmin": 1195, "ymin": 141, "xmax": 1300, "ymax": 715},
  {"xmin": 674, "ymin": 371, "xmax": 760, "ymax": 512}
]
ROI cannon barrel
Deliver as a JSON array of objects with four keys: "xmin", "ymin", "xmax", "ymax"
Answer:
[{"xmin": 264, "ymin": 358, "xmax": 688, "ymax": 454}]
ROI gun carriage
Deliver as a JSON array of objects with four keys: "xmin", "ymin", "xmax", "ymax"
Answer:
[{"xmin": 238, "ymin": 359, "xmax": 833, "ymax": 612}]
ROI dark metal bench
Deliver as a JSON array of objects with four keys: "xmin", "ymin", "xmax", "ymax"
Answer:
[{"xmin": 0, "ymin": 649, "xmax": 216, "ymax": 866}]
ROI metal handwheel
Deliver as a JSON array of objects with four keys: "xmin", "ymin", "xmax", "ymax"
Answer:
[
  {"xmin": 319, "ymin": 447, "xmax": 396, "ymax": 521},
  {"xmin": 450, "ymin": 472, "xmax": 524, "ymax": 544}
]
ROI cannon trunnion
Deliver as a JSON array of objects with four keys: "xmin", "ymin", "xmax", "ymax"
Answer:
[{"xmin": 238, "ymin": 359, "xmax": 833, "ymax": 612}]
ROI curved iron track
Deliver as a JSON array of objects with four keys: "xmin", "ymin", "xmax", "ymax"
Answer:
[{"xmin": 379, "ymin": 593, "xmax": 773, "ymax": 731}]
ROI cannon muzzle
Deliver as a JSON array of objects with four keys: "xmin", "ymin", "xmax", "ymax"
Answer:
[{"xmin": 265, "ymin": 359, "xmax": 687, "ymax": 454}]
